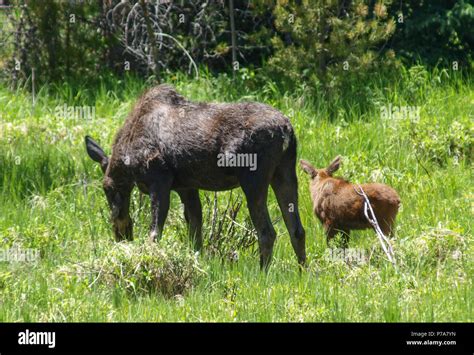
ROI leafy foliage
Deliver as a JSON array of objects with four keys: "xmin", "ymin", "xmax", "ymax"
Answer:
[
  {"xmin": 3, "ymin": 0, "xmax": 472, "ymax": 90},
  {"xmin": 268, "ymin": 1, "xmax": 398, "ymax": 89},
  {"xmin": 1, "ymin": 0, "xmax": 274, "ymax": 85},
  {"xmin": 391, "ymin": 0, "xmax": 474, "ymax": 67},
  {"xmin": 4, "ymin": 0, "xmax": 105, "ymax": 84},
  {"xmin": 408, "ymin": 117, "xmax": 473, "ymax": 166}
]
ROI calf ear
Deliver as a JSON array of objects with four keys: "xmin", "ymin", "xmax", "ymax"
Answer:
[
  {"xmin": 326, "ymin": 155, "xmax": 341, "ymax": 175},
  {"xmin": 85, "ymin": 136, "xmax": 109, "ymax": 173},
  {"xmin": 299, "ymin": 159, "xmax": 317, "ymax": 178}
]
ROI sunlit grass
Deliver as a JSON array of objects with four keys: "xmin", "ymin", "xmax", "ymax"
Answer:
[{"xmin": 0, "ymin": 69, "xmax": 472, "ymax": 322}]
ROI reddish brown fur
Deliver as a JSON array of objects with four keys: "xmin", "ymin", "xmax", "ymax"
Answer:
[{"xmin": 300, "ymin": 156, "xmax": 400, "ymax": 246}]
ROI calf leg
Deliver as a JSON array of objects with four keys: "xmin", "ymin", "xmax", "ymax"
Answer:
[
  {"xmin": 177, "ymin": 189, "xmax": 203, "ymax": 251},
  {"xmin": 324, "ymin": 224, "xmax": 337, "ymax": 246},
  {"xmin": 383, "ymin": 213, "xmax": 398, "ymax": 238},
  {"xmin": 271, "ymin": 165, "xmax": 306, "ymax": 267},
  {"xmin": 340, "ymin": 229, "xmax": 350, "ymax": 249}
]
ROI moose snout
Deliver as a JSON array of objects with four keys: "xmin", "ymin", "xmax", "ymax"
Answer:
[{"xmin": 112, "ymin": 215, "xmax": 134, "ymax": 241}]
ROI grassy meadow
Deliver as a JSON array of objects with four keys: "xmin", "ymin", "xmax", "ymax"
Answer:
[{"xmin": 0, "ymin": 69, "xmax": 472, "ymax": 322}]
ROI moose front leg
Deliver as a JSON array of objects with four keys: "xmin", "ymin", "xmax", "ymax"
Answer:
[{"xmin": 148, "ymin": 178, "xmax": 172, "ymax": 242}]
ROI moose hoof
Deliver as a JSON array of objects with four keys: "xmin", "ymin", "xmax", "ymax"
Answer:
[{"xmin": 148, "ymin": 231, "xmax": 158, "ymax": 243}]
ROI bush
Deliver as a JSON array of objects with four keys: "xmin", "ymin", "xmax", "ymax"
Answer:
[
  {"xmin": 390, "ymin": 1, "xmax": 474, "ymax": 67},
  {"xmin": 403, "ymin": 115, "xmax": 473, "ymax": 166},
  {"xmin": 65, "ymin": 241, "xmax": 205, "ymax": 297},
  {"xmin": 416, "ymin": 227, "xmax": 466, "ymax": 262},
  {"xmin": 268, "ymin": 1, "xmax": 398, "ymax": 89},
  {"xmin": 400, "ymin": 224, "xmax": 468, "ymax": 268},
  {"xmin": 4, "ymin": 0, "xmax": 105, "ymax": 85},
  {"xmin": 202, "ymin": 191, "xmax": 258, "ymax": 263},
  {"xmin": 2, "ymin": 1, "xmax": 274, "ymax": 85}
]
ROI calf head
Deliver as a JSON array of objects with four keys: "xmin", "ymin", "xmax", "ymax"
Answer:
[
  {"xmin": 85, "ymin": 136, "xmax": 133, "ymax": 241},
  {"xmin": 299, "ymin": 156, "xmax": 341, "ymax": 183}
]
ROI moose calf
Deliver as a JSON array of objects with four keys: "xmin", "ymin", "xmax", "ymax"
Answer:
[{"xmin": 300, "ymin": 156, "xmax": 400, "ymax": 247}]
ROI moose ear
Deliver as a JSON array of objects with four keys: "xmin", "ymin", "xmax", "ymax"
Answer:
[
  {"xmin": 299, "ymin": 159, "xmax": 317, "ymax": 178},
  {"xmin": 326, "ymin": 155, "xmax": 342, "ymax": 175},
  {"xmin": 85, "ymin": 136, "xmax": 109, "ymax": 173}
]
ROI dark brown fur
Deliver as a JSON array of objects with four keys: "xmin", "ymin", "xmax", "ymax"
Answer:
[
  {"xmin": 300, "ymin": 156, "xmax": 400, "ymax": 246},
  {"xmin": 86, "ymin": 84, "xmax": 306, "ymax": 269}
]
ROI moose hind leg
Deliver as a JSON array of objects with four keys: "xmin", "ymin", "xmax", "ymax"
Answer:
[
  {"xmin": 271, "ymin": 164, "xmax": 306, "ymax": 266},
  {"xmin": 178, "ymin": 189, "xmax": 203, "ymax": 251},
  {"xmin": 239, "ymin": 172, "xmax": 276, "ymax": 270}
]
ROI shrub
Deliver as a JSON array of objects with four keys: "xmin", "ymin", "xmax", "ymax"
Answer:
[
  {"xmin": 268, "ymin": 0, "xmax": 398, "ymax": 93},
  {"xmin": 202, "ymin": 191, "xmax": 258, "ymax": 263},
  {"xmin": 405, "ymin": 116, "xmax": 473, "ymax": 166},
  {"xmin": 66, "ymin": 241, "xmax": 205, "ymax": 297},
  {"xmin": 2, "ymin": 1, "xmax": 274, "ymax": 85},
  {"xmin": 399, "ymin": 223, "xmax": 469, "ymax": 268},
  {"xmin": 415, "ymin": 227, "xmax": 466, "ymax": 262},
  {"xmin": 390, "ymin": 1, "xmax": 474, "ymax": 67}
]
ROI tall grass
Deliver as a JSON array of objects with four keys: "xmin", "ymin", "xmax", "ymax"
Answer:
[{"xmin": 0, "ymin": 68, "xmax": 472, "ymax": 322}]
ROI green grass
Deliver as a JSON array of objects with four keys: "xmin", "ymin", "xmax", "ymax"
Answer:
[{"xmin": 0, "ymin": 69, "xmax": 472, "ymax": 322}]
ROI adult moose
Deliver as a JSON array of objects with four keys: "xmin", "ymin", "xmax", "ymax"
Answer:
[{"xmin": 85, "ymin": 84, "xmax": 305, "ymax": 269}]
